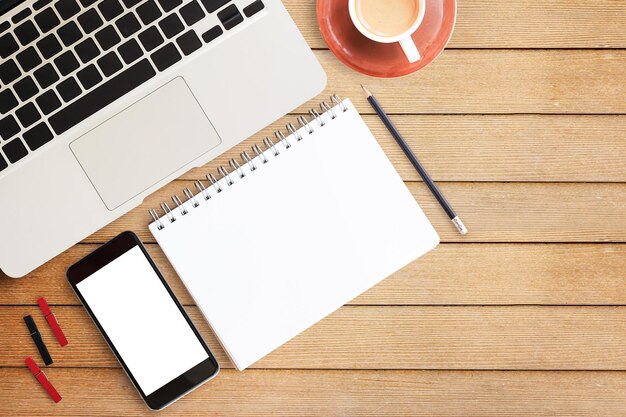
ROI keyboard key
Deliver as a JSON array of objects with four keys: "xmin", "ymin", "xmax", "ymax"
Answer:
[
  {"xmin": 217, "ymin": 4, "xmax": 243, "ymax": 30},
  {"xmin": 0, "ymin": 33, "xmax": 20, "ymax": 58},
  {"xmin": 179, "ymin": 1, "xmax": 205, "ymax": 26},
  {"xmin": 201, "ymin": 25, "xmax": 222, "ymax": 43},
  {"xmin": 34, "ymin": 7, "xmax": 61, "ymax": 33},
  {"xmin": 0, "ymin": 154, "xmax": 6, "ymax": 171},
  {"xmin": 243, "ymin": 0, "xmax": 263, "ymax": 17},
  {"xmin": 2, "ymin": 138, "xmax": 29, "ymax": 163},
  {"xmin": 200, "ymin": 0, "xmax": 229, "ymax": 13},
  {"xmin": 122, "ymin": 0, "xmax": 142, "ymax": 7},
  {"xmin": 15, "ymin": 102, "xmax": 41, "ymax": 128},
  {"xmin": 57, "ymin": 21, "xmax": 82, "ymax": 46},
  {"xmin": 99, "ymin": 0, "xmax": 124, "ymax": 21},
  {"xmin": 16, "ymin": 46, "xmax": 42, "ymax": 72},
  {"xmin": 49, "ymin": 59, "xmax": 156, "ymax": 135},
  {"xmin": 116, "ymin": 13, "xmax": 141, "ymax": 37},
  {"xmin": 97, "ymin": 51, "xmax": 123, "ymax": 77},
  {"xmin": 33, "ymin": 63, "xmax": 59, "ymax": 88},
  {"xmin": 33, "ymin": 0, "xmax": 53, "ymax": 11},
  {"xmin": 75, "ymin": 38, "xmax": 101, "ymax": 63},
  {"xmin": 77, "ymin": 64, "xmax": 102, "ymax": 89},
  {"xmin": 79, "ymin": 0, "xmax": 98, "ymax": 7},
  {"xmin": 176, "ymin": 30, "xmax": 201, "ymax": 56},
  {"xmin": 138, "ymin": 26, "xmax": 163, "ymax": 51},
  {"xmin": 54, "ymin": 50, "xmax": 80, "ymax": 75},
  {"xmin": 23, "ymin": 122, "xmax": 53, "ymax": 150},
  {"xmin": 0, "ymin": 21, "xmax": 9, "ymax": 35},
  {"xmin": 11, "ymin": 9, "xmax": 33, "ymax": 23},
  {"xmin": 0, "ymin": 90, "xmax": 19, "ymax": 114},
  {"xmin": 36, "ymin": 33, "xmax": 62, "ymax": 59},
  {"xmin": 95, "ymin": 26, "xmax": 121, "ymax": 51},
  {"xmin": 78, "ymin": 9, "xmax": 104, "ymax": 34},
  {"xmin": 118, "ymin": 38, "xmax": 143, "ymax": 64},
  {"xmin": 0, "ymin": 115, "xmax": 20, "ymax": 141},
  {"xmin": 12, "ymin": 8, "xmax": 33, "ymax": 24},
  {"xmin": 151, "ymin": 42, "xmax": 181, "ymax": 71},
  {"xmin": 36, "ymin": 90, "xmax": 62, "ymax": 114},
  {"xmin": 136, "ymin": 1, "xmax": 162, "ymax": 25},
  {"xmin": 159, "ymin": 14, "xmax": 184, "ymax": 39},
  {"xmin": 55, "ymin": 0, "xmax": 81, "ymax": 20},
  {"xmin": 157, "ymin": 0, "xmax": 182, "ymax": 13},
  {"xmin": 0, "ymin": 60, "xmax": 21, "ymax": 84},
  {"xmin": 14, "ymin": 76, "xmax": 40, "ymax": 101},
  {"xmin": 57, "ymin": 77, "xmax": 81, "ymax": 102},
  {"xmin": 15, "ymin": 21, "xmax": 40, "ymax": 46}
]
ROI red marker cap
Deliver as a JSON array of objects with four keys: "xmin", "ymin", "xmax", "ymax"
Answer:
[{"xmin": 37, "ymin": 297, "xmax": 68, "ymax": 347}]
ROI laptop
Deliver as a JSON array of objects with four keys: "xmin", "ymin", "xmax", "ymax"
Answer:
[{"xmin": 0, "ymin": 0, "xmax": 326, "ymax": 277}]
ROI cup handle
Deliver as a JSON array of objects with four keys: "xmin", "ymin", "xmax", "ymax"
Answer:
[{"xmin": 399, "ymin": 37, "xmax": 421, "ymax": 63}]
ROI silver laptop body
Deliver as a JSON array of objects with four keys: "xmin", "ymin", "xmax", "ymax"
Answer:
[{"xmin": 0, "ymin": 0, "xmax": 326, "ymax": 277}]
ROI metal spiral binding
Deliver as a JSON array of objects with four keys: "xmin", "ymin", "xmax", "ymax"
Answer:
[
  {"xmin": 229, "ymin": 159, "xmax": 245, "ymax": 178},
  {"xmin": 194, "ymin": 180, "xmax": 210, "ymax": 200},
  {"xmin": 207, "ymin": 173, "xmax": 222, "ymax": 193},
  {"xmin": 184, "ymin": 187, "xmax": 199, "ymax": 207},
  {"xmin": 217, "ymin": 166, "xmax": 234, "ymax": 186},
  {"xmin": 241, "ymin": 151, "xmax": 257, "ymax": 171},
  {"xmin": 321, "ymin": 101, "xmax": 336, "ymax": 119},
  {"xmin": 275, "ymin": 130, "xmax": 291, "ymax": 149},
  {"xmin": 172, "ymin": 195, "xmax": 188, "ymax": 215},
  {"xmin": 332, "ymin": 94, "xmax": 348, "ymax": 112},
  {"xmin": 253, "ymin": 143, "xmax": 268, "ymax": 163},
  {"xmin": 263, "ymin": 136, "xmax": 280, "ymax": 156},
  {"xmin": 297, "ymin": 115, "xmax": 313, "ymax": 134},
  {"xmin": 149, "ymin": 209, "xmax": 164, "ymax": 230},
  {"xmin": 149, "ymin": 95, "xmax": 349, "ymax": 229},
  {"xmin": 160, "ymin": 202, "xmax": 176, "ymax": 223},
  {"xmin": 286, "ymin": 122, "xmax": 302, "ymax": 141},
  {"xmin": 309, "ymin": 108, "xmax": 325, "ymax": 127}
]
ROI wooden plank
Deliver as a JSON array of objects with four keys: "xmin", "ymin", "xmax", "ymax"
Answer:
[
  {"xmin": 298, "ymin": 50, "xmax": 626, "ymax": 115},
  {"xmin": 182, "ymin": 115, "xmax": 626, "ymax": 183},
  {"xmin": 286, "ymin": 0, "xmax": 626, "ymax": 49},
  {"xmin": 1, "ymin": 368, "xmax": 625, "ymax": 417},
  {"xmin": 3, "ymin": 244, "xmax": 626, "ymax": 306},
  {"xmin": 76, "ymin": 182, "xmax": 626, "ymax": 243},
  {"xmin": 2, "ymin": 306, "xmax": 625, "ymax": 370}
]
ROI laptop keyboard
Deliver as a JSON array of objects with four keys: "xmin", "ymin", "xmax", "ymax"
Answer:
[{"xmin": 0, "ymin": 0, "xmax": 265, "ymax": 172}]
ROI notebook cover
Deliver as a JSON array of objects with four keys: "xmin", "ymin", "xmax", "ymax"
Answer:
[{"xmin": 149, "ymin": 99, "xmax": 439, "ymax": 370}]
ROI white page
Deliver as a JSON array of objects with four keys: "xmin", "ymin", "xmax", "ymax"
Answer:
[{"xmin": 149, "ymin": 99, "xmax": 439, "ymax": 370}]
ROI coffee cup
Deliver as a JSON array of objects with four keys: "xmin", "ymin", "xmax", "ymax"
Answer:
[{"xmin": 348, "ymin": 0, "xmax": 426, "ymax": 63}]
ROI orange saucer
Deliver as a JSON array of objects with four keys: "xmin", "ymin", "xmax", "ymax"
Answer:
[{"xmin": 317, "ymin": 0, "xmax": 456, "ymax": 78}]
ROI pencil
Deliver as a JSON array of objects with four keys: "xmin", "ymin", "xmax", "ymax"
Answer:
[{"xmin": 361, "ymin": 85, "xmax": 468, "ymax": 235}]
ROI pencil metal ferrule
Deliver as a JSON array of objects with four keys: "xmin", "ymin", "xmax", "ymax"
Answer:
[{"xmin": 452, "ymin": 216, "xmax": 468, "ymax": 235}]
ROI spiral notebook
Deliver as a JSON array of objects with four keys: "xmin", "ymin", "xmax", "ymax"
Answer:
[{"xmin": 148, "ymin": 97, "xmax": 439, "ymax": 370}]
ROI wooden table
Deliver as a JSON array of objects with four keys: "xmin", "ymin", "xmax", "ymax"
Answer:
[{"xmin": 2, "ymin": 0, "xmax": 626, "ymax": 415}]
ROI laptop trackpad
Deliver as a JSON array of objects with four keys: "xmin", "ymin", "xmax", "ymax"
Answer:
[{"xmin": 71, "ymin": 77, "xmax": 221, "ymax": 210}]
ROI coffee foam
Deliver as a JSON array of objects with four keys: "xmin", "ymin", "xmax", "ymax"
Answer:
[{"xmin": 355, "ymin": 0, "xmax": 419, "ymax": 38}]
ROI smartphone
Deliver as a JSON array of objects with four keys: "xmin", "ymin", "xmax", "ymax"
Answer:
[{"xmin": 67, "ymin": 231, "xmax": 219, "ymax": 410}]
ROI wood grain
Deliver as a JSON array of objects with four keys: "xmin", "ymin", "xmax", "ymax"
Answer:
[
  {"xmin": 286, "ymin": 0, "xmax": 626, "ymax": 49},
  {"xmin": 298, "ymin": 50, "xmax": 626, "ymax": 115},
  {"xmin": 2, "ymin": 306, "xmax": 625, "ymax": 370},
  {"xmin": 79, "ymin": 182, "xmax": 626, "ymax": 243},
  {"xmin": 182, "ymin": 115, "xmax": 626, "ymax": 183},
  {"xmin": 2, "ymin": 0, "xmax": 625, "ymax": 415},
  {"xmin": 3, "ymin": 244, "xmax": 625, "ymax": 306},
  {"xmin": 2, "ymin": 368, "xmax": 625, "ymax": 417}
]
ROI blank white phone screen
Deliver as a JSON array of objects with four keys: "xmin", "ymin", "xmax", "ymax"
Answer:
[{"xmin": 77, "ymin": 246, "xmax": 209, "ymax": 395}]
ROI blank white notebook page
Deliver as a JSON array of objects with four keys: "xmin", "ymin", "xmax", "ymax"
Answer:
[{"xmin": 149, "ymin": 99, "xmax": 439, "ymax": 370}]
